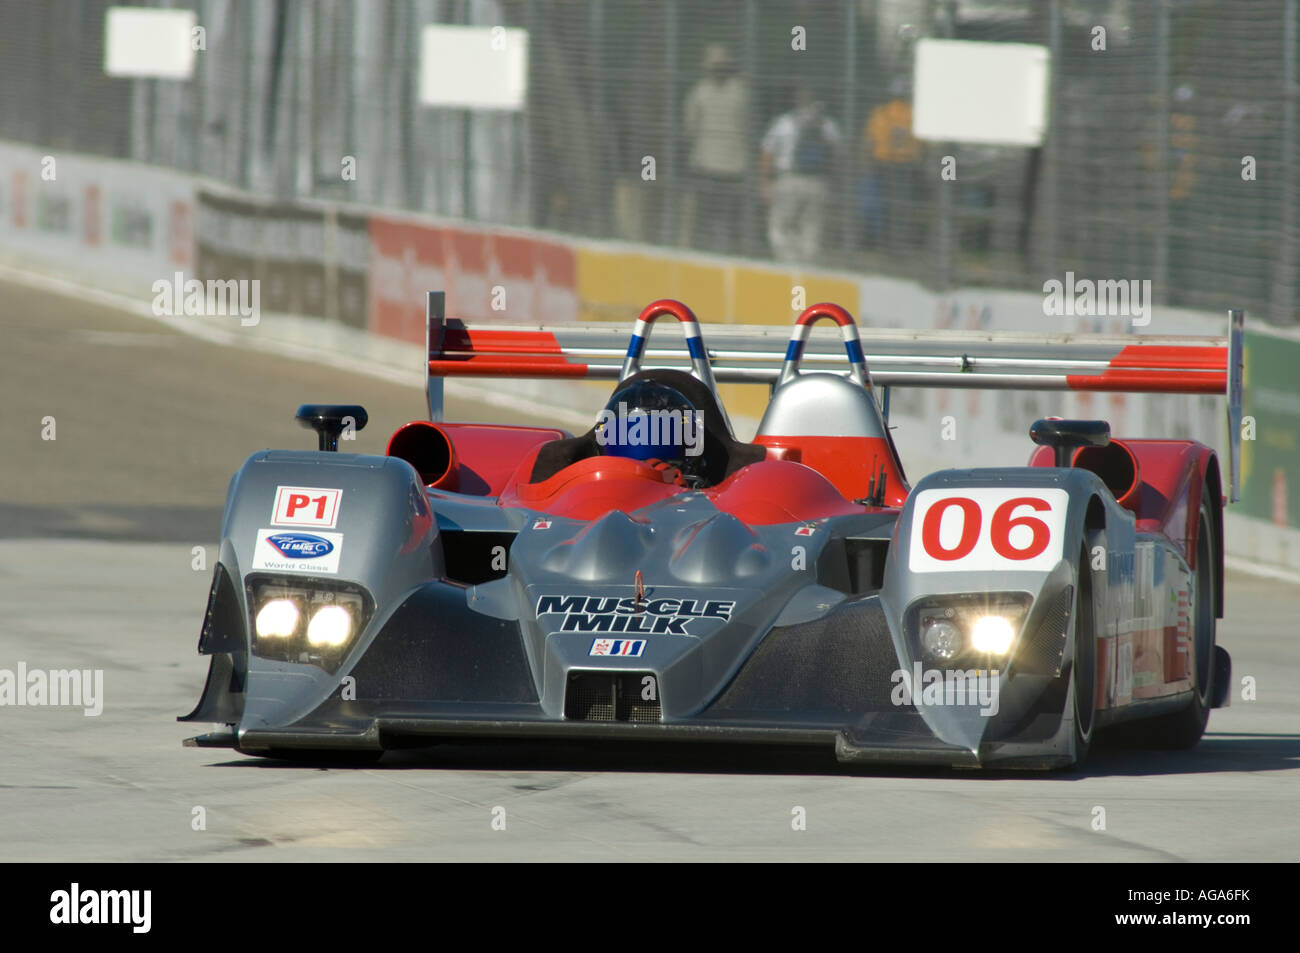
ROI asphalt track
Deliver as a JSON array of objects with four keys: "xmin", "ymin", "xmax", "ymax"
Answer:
[{"xmin": 1, "ymin": 276, "xmax": 1298, "ymax": 861}]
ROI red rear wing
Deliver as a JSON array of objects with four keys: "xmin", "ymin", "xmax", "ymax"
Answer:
[{"xmin": 421, "ymin": 293, "xmax": 1245, "ymax": 500}]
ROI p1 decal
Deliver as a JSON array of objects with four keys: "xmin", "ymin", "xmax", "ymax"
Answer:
[
  {"xmin": 590, "ymin": 639, "xmax": 646, "ymax": 657},
  {"xmin": 272, "ymin": 486, "xmax": 342, "ymax": 528},
  {"xmin": 908, "ymin": 488, "xmax": 1070, "ymax": 574},
  {"xmin": 252, "ymin": 528, "xmax": 343, "ymax": 574}
]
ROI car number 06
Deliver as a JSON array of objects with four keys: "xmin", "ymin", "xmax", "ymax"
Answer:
[
  {"xmin": 920, "ymin": 495, "xmax": 1053, "ymax": 561},
  {"xmin": 908, "ymin": 488, "xmax": 1068, "ymax": 573}
]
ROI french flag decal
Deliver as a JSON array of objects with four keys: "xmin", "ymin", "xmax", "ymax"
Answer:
[{"xmin": 590, "ymin": 639, "xmax": 647, "ymax": 657}]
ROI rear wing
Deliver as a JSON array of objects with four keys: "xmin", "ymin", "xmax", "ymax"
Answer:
[{"xmin": 423, "ymin": 293, "xmax": 1245, "ymax": 500}]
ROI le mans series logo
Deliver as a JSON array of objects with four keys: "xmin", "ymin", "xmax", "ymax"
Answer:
[
  {"xmin": 252, "ymin": 528, "xmax": 343, "ymax": 574},
  {"xmin": 535, "ymin": 595, "xmax": 736, "ymax": 635},
  {"xmin": 267, "ymin": 533, "xmax": 333, "ymax": 558}
]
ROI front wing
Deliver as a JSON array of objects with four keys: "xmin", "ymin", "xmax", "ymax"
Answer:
[{"xmin": 185, "ymin": 578, "xmax": 1084, "ymax": 770}]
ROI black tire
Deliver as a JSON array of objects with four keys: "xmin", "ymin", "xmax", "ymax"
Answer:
[
  {"xmin": 1069, "ymin": 542, "xmax": 1097, "ymax": 766},
  {"xmin": 1134, "ymin": 494, "xmax": 1217, "ymax": 748}
]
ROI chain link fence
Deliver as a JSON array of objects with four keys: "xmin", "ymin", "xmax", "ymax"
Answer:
[{"xmin": 1, "ymin": 0, "xmax": 1295, "ymax": 324}]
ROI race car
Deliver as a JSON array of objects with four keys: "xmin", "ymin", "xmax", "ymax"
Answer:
[{"xmin": 182, "ymin": 295, "xmax": 1243, "ymax": 769}]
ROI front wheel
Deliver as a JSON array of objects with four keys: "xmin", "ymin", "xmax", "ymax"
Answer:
[{"xmin": 1068, "ymin": 543, "xmax": 1097, "ymax": 766}]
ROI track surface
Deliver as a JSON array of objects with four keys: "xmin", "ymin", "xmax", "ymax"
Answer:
[{"xmin": 1, "ymin": 277, "xmax": 1297, "ymax": 861}]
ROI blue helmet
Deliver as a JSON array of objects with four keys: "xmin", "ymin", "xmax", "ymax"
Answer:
[{"xmin": 596, "ymin": 380, "xmax": 698, "ymax": 469}]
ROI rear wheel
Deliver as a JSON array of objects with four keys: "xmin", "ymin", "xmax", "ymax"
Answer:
[{"xmin": 1136, "ymin": 495, "xmax": 1217, "ymax": 748}]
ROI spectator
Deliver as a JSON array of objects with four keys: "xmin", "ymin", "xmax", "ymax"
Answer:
[
  {"xmin": 760, "ymin": 84, "xmax": 841, "ymax": 263},
  {"xmin": 682, "ymin": 44, "xmax": 749, "ymax": 254},
  {"xmin": 1140, "ymin": 84, "xmax": 1201, "ymax": 303},
  {"xmin": 861, "ymin": 78, "xmax": 922, "ymax": 249}
]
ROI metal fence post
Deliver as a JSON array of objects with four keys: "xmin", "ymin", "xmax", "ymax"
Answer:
[
  {"xmin": 343, "ymin": 0, "xmax": 356, "ymax": 202},
  {"xmin": 742, "ymin": 0, "xmax": 758, "ymax": 256},
  {"xmin": 931, "ymin": 0, "xmax": 955, "ymax": 291},
  {"xmin": 238, "ymin": 0, "xmax": 254, "ymax": 190},
  {"xmin": 520, "ymin": 0, "xmax": 535, "ymax": 226},
  {"xmin": 842, "ymin": 0, "xmax": 857, "ymax": 270},
  {"xmin": 589, "ymin": 0, "xmax": 607, "ymax": 237},
  {"xmin": 663, "ymin": 0, "xmax": 679, "ymax": 248},
  {"xmin": 1154, "ymin": 0, "xmax": 1170, "ymax": 304},
  {"xmin": 194, "ymin": 0, "xmax": 207, "ymax": 176},
  {"xmin": 1272, "ymin": 0, "xmax": 1297, "ymax": 325},
  {"xmin": 1043, "ymin": 0, "xmax": 1061, "ymax": 282},
  {"xmin": 460, "ymin": 0, "xmax": 473, "ymax": 219}
]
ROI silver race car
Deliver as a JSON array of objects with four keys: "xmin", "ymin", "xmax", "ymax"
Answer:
[{"xmin": 182, "ymin": 296, "xmax": 1242, "ymax": 768}]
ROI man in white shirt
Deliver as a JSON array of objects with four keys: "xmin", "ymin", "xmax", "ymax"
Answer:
[
  {"xmin": 760, "ymin": 85, "xmax": 842, "ymax": 263},
  {"xmin": 683, "ymin": 44, "xmax": 749, "ymax": 253}
]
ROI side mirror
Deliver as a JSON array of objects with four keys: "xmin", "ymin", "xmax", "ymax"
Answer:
[
  {"xmin": 296, "ymin": 404, "xmax": 368, "ymax": 452},
  {"xmin": 1029, "ymin": 418, "xmax": 1109, "ymax": 468}
]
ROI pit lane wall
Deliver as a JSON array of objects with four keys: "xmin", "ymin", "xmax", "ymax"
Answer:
[{"xmin": 0, "ymin": 140, "xmax": 1295, "ymax": 575}]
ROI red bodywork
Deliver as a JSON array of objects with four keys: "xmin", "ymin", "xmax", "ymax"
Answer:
[
  {"xmin": 496, "ymin": 451, "xmax": 880, "ymax": 524},
  {"xmin": 1031, "ymin": 437, "xmax": 1222, "ymax": 709},
  {"xmin": 754, "ymin": 435, "xmax": 909, "ymax": 507},
  {"xmin": 387, "ymin": 422, "xmax": 566, "ymax": 497},
  {"xmin": 1029, "ymin": 438, "xmax": 1220, "ymax": 570},
  {"xmin": 390, "ymin": 421, "xmax": 898, "ymax": 525}
]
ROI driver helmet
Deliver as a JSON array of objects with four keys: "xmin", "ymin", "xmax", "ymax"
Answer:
[{"xmin": 595, "ymin": 380, "xmax": 700, "ymax": 471}]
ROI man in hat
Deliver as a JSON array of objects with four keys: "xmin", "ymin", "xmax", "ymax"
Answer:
[{"xmin": 683, "ymin": 44, "xmax": 749, "ymax": 254}]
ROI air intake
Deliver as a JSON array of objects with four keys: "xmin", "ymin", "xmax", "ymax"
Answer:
[
  {"xmin": 564, "ymin": 672, "xmax": 662, "ymax": 723},
  {"xmin": 1014, "ymin": 585, "xmax": 1074, "ymax": 677}
]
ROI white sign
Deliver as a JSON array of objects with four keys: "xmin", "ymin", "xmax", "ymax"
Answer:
[
  {"xmin": 104, "ymin": 7, "xmax": 198, "ymax": 79},
  {"xmin": 913, "ymin": 39, "xmax": 1050, "ymax": 146},
  {"xmin": 419, "ymin": 25, "xmax": 529, "ymax": 110}
]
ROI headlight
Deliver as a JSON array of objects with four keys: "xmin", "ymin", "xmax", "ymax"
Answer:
[
  {"xmin": 970, "ymin": 615, "xmax": 1016, "ymax": 655},
  {"xmin": 921, "ymin": 619, "xmax": 962, "ymax": 660},
  {"xmin": 255, "ymin": 598, "xmax": 300, "ymax": 638},
  {"xmin": 246, "ymin": 576, "xmax": 372, "ymax": 672},
  {"xmin": 307, "ymin": 604, "xmax": 352, "ymax": 647},
  {"xmin": 907, "ymin": 592, "xmax": 1032, "ymax": 667}
]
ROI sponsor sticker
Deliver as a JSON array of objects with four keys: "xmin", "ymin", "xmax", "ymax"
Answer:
[
  {"xmin": 1116, "ymin": 638, "xmax": 1133, "ymax": 701},
  {"xmin": 590, "ymin": 639, "xmax": 646, "ymax": 657},
  {"xmin": 272, "ymin": 486, "xmax": 342, "ymax": 528},
  {"xmin": 533, "ymin": 519, "xmax": 552, "ymax": 530},
  {"xmin": 908, "ymin": 487, "xmax": 1070, "ymax": 574},
  {"xmin": 795, "ymin": 525, "xmax": 816, "ymax": 536},
  {"xmin": 536, "ymin": 594, "xmax": 735, "ymax": 636},
  {"xmin": 252, "ymin": 528, "xmax": 343, "ymax": 574}
]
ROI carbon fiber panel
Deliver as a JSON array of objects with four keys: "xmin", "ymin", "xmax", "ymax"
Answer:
[
  {"xmin": 347, "ymin": 583, "xmax": 538, "ymax": 704},
  {"xmin": 707, "ymin": 596, "xmax": 900, "ymax": 714}
]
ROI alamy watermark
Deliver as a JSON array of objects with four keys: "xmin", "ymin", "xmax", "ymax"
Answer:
[
  {"xmin": 0, "ymin": 663, "xmax": 103, "ymax": 716},
  {"xmin": 50, "ymin": 884, "xmax": 150, "ymax": 933},
  {"xmin": 594, "ymin": 402, "xmax": 704, "ymax": 457},
  {"xmin": 1042, "ymin": 272, "xmax": 1152, "ymax": 326},
  {"xmin": 891, "ymin": 662, "xmax": 1001, "ymax": 716},
  {"xmin": 152, "ymin": 271, "xmax": 260, "ymax": 326}
]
